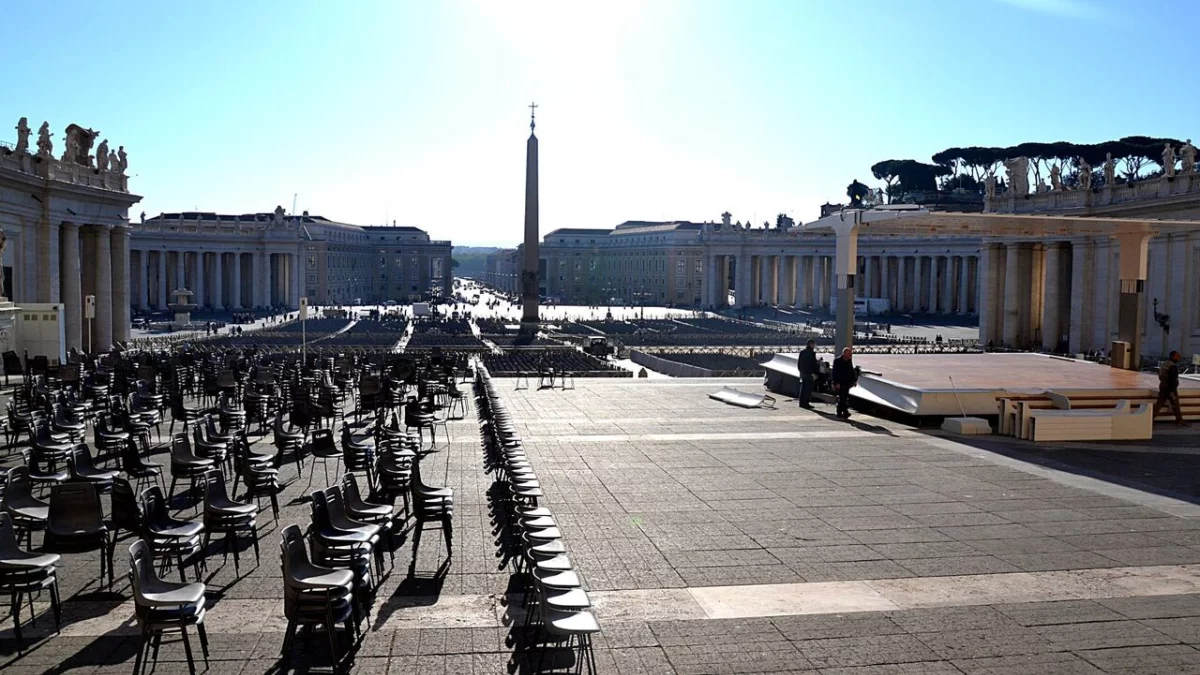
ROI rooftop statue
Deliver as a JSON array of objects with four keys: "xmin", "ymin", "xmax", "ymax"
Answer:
[
  {"xmin": 1049, "ymin": 163, "xmax": 1062, "ymax": 191},
  {"xmin": 1078, "ymin": 157, "xmax": 1092, "ymax": 190},
  {"xmin": 96, "ymin": 139, "xmax": 109, "ymax": 171},
  {"xmin": 984, "ymin": 175, "xmax": 996, "ymax": 200},
  {"xmin": 1163, "ymin": 143, "xmax": 1177, "ymax": 177},
  {"xmin": 14, "ymin": 117, "xmax": 30, "ymax": 154},
  {"xmin": 1103, "ymin": 152, "xmax": 1116, "ymax": 185},
  {"xmin": 36, "ymin": 121, "xmax": 52, "ymax": 156},
  {"xmin": 117, "ymin": 145, "xmax": 127, "ymax": 173},
  {"xmin": 1181, "ymin": 140, "xmax": 1195, "ymax": 174}
]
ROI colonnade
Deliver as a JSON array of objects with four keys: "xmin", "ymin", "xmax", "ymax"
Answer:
[
  {"xmin": 701, "ymin": 251, "xmax": 978, "ymax": 315},
  {"xmin": 130, "ymin": 249, "xmax": 302, "ymax": 313},
  {"xmin": 978, "ymin": 241, "xmax": 1075, "ymax": 352},
  {"xmin": 24, "ymin": 222, "xmax": 132, "ymax": 353},
  {"xmin": 856, "ymin": 254, "xmax": 977, "ymax": 314}
]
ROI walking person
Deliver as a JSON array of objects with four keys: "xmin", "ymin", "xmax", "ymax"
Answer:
[
  {"xmin": 1154, "ymin": 351, "xmax": 1188, "ymax": 426},
  {"xmin": 831, "ymin": 347, "xmax": 858, "ymax": 419},
  {"xmin": 798, "ymin": 339, "xmax": 818, "ymax": 409}
]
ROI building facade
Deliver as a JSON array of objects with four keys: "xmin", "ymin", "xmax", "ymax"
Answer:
[
  {"xmin": 133, "ymin": 212, "xmax": 453, "ymax": 309},
  {"xmin": 0, "ymin": 118, "xmax": 141, "ymax": 353}
]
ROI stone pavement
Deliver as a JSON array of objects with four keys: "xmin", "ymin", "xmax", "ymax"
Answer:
[{"xmin": 4, "ymin": 378, "xmax": 1200, "ymax": 673}]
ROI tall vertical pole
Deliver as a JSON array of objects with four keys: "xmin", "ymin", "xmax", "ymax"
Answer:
[{"xmin": 521, "ymin": 103, "xmax": 540, "ymax": 330}]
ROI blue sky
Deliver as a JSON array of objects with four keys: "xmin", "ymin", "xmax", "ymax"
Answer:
[{"xmin": 2, "ymin": 0, "xmax": 1195, "ymax": 246}]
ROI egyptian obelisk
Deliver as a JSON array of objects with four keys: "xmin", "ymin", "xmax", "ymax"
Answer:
[{"xmin": 520, "ymin": 103, "xmax": 540, "ymax": 330}]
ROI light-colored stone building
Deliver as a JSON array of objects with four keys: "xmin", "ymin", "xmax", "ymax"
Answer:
[
  {"xmin": 0, "ymin": 118, "xmax": 141, "ymax": 353},
  {"xmin": 981, "ymin": 169, "xmax": 1200, "ymax": 357},
  {"xmin": 133, "ymin": 212, "xmax": 453, "ymax": 309},
  {"xmin": 484, "ymin": 248, "xmax": 519, "ymax": 294}
]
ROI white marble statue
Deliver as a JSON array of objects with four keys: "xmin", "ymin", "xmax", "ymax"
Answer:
[
  {"xmin": 1049, "ymin": 164, "xmax": 1062, "ymax": 191},
  {"xmin": 96, "ymin": 139, "xmax": 109, "ymax": 171},
  {"xmin": 1182, "ymin": 139, "xmax": 1196, "ymax": 174},
  {"xmin": 109, "ymin": 150, "xmax": 120, "ymax": 173},
  {"xmin": 14, "ymin": 117, "xmax": 30, "ymax": 154},
  {"xmin": 273, "ymin": 205, "xmax": 285, "ymax": 224},
  {"xmin": 984, "ymin": 175, "xmax": 996, "ymax": 200},
  {"xmin": 1079, "ymin": 157, "xmax": 1092, "ymax": 190},
  {"xmin": 1163, "ymin": 143, "xmax": 1177, "ymax": 177},
  {"xmin": 61, "ymin": 131, "xmax": 80, "ymax": 164},
  {"xmin": 1003, "ymin": 157, "xmax": 1029, "ymax": 196},
  {"xmin": 1103, "ymin": 152, "xmax": 1116, "ymax": 185},
  {"xmin": 116, "ymin": 146, "xmax": 127, "ymax": 173},
  {"xmin": 36, "ymin": 121, "xmax": 52, "ymax": 156}
]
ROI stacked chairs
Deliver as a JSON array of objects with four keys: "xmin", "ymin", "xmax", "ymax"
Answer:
[
  {"xmin": 2, "ymin": 466, "xmax": 49, "ymax": 547},
  {"xmin": 66, "ymin": 443, "xmax": 119, "ymax": 493},
  {"xmin": 139, "ymin": 486, "xmax": 206, "ymax": 582},
  {"xmin": 0, "ymin": 513, "xmax": 61, "ymax": 651},
  {"xmin": 475, "ymin": 364, "xmax": 600, "ymax": 674},
  {"xmin": 128, "ymin": 540, "xmax": 210, "ymax": 675},
  {"xmin": 406, "ymin": 455, "xmax": 454, "ymax": 572},
  {"xmin": 231, "ymin": 434, "xmax": 285, "ymax": 519},
  {"xmin": 168, "ymin": 433, "xmax": 217, "ymax": 508},
  {"xmin": 44, "ymin": 482, "xmax": 113, "ymax": 588},
  {"xmin": 279, "ymin": 524, "xmax": 360, "ymax": 673},
  {"xmin": 93, "ymin": 413, "xmax": 131, "ymax": 464},
  {"xmin": 201, "ymin": 469, "xmax": 261, "ymax": 573},
  {"xmin": 272, "ymin": 413, "xmax": 305, "ymax": 472},
  {"xmin": 309, "ymin": 486, "xmax": 386, "ymax": 583}
]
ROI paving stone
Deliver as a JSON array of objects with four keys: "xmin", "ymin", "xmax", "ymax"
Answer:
[
  {"xmin": 950, "ymin": 652, "xmax": 1104, "ymax": 674},
  {"xmin": 1032, "ymin": 619, "xmax": 1178, "ymax": 650},
  {"xmin": 792, "ymin": 634, "xmax": 940, "ymax": 669},
  {"xmin": 993, "ymin": 599, "xmax": 1127, "ymax": 626}
]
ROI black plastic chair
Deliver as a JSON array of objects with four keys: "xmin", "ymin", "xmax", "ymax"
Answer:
[
  {"xmin": 44, "ymin": 482, "xmax": 112, "ymax": 588},
  {"xmin": 2, "ymin": 466, "xmax": 49, "ymax": 548},
  {"xmin": 66, "ymin": 443, "xmax": 119, "ymax": 493},
  {"xmin": 0, "ymin": 513, "xmax": 61, "ymax": 651},
  {"xmin": 168, "ymin": 433, "xmax": 216, "ymax": 510},
  {"xmin": 408, "ymin": 458, "xmax": 454, "ymax": 572},
  {"xmin": 306, "ymin": 428, "xmax": 342, "ymax": 485},
  {"xmin": 129, "ymin": 539, "xmax": 210, "ymax": 675},
  {"xmin": 201, "ymin": 470, "xmax": 260, "ymax": 574},
  {"xmin": 121, "ymin": 438, "xmax": 165, "ymax": 491},
  {"xmin": 139, "ymin": 486, "xmax": 206, "ymax": 582},
  {"xmin": 279, "ymin": 524, "xmax": 357, "ymax": 673}
]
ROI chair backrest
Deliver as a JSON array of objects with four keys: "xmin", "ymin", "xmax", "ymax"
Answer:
[
  {"xmin": 202, "ymin": 469, "xmax": 227, "ymax": 507},
  {"xmin": 128, "ymin": 539, "xmax": 157, "ymax": 608},
  {"xmin": 309, "ymin": 489, "xmax": 333, "ymax": 529},
  {"xmin": 138, "ymin": 485, "xmax": 169, "ymax": 531},
  {"xmin": 171, "ymin": 433, "xmax": 196, "ymax": 460},
  {"xmin": 341, "ymin": 473, "xmax": 365, "ymax": 507},
  {"xmin": 49, "ymin": 482, "xmax": 104, "ymax": 533},
  {"xmin": 312, "ymin": 428, "xmax": 335, "ymax": 451},
  {"xmin": 0, "ymin": 513, "xmax": 24, "ymax": 556},
  {"xmin": 110, "ymin": 478, "xmax": 141, "ymax": 531},
  {"xmin": 69, "ymin": 444, "xmax": 96, "ymax": 472},
  {"xmin": 2, "ymin": 465, "xmax": 33, "ymax": 508}
]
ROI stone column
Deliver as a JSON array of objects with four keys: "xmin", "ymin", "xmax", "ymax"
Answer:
[
  {"xmin": 958, "ymin": 256, "xmax": 971, "ymax": 315},
  {"xmin": 880, "ymin": 256, "xmax": 891, "ymax": 305},
  {"xmin": 927, "ymin": 257, "xmax": 939, "ymax": 313},
  {"xmin": 36, "ymin": 219, "xmax": 53, "ymax": 302},
  {"xmin": 138, "ymin": 250, "xmax": 149, "ymax": 310},
  {"xmin": 977, "ymin": 246, "xmax": 994, "ymax": 344},
  {"xmin": 60, "ymin": 223, "xmax": 82, "ymax": 352},
  {"xmin": 213, "ymin": 252, "xmax": 224, "ymax": 310},
  {"xmin": 898, "ymin": 256, "xmax": 909, "ymax": 312},
  {"xmin": 94, "ymin": 227, "xmax": 113, "ymax": 351},
  {"xmin": 231, "ymin": 253, "xmax": 243, "ymax": 309},
  {"xmin": 860, "ymin": 256, "xmax": 870, "ymax": 299},
  {"xmin": 942, "ymin": 256, "xmax": 955, "ymax": 314},
  {"xmin": 776, "ymin": 256, "xmax": 789, "ymax": 306},
  {"xmin": 700, "ymin": 255, "xmax": 712, "ymax": 308},
  {"xmin": 111, "ymin": 226, "xmax": 130, "ymax": 345},
  {"xmin": 735, "ymin": 254, "xmax": 752, "ymax": 308},
  {"xmin": 1041, "ymin": 244, "xmax": 1062, "ymax": 351},
  {"xmin": 1003, "ymin": 244, "xmax": 1022, "ymax": 347},
  {"xmin": 157, "ymin": 251, "xmax": 168, "ymax": 310},
  {"xmin": 194, "ymin": 252, "xmax": 206, "ymax": 310}
]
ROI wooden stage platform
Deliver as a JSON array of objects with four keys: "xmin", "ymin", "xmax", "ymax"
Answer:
[{"xmin": 763, "ymin": 352, "xmax": 1200, "ymax": 418}]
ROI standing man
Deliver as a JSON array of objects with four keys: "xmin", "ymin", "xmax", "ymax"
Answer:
[
  {"xmin": 1154, "ymin": 351, "xmax": 1188, "ymax": 426},
  {"xmin": 831, "ymin": 347, "xmax": 858, "ymax": 419},
  {"xmin": 798, "ymin": 339, "xmax": 818, "ymax": 409}
]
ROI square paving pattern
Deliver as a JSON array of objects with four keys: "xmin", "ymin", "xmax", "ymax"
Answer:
[{"xmin": 5, "ymin": 377, "xmax": 1200, "ymax": 674}]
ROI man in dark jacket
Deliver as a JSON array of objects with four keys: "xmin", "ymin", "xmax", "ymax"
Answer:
[
  {"xmin": 1154, "ymin": 351, "xmax": 1188, "ymax": 426},
  {"xmin": 797, "ymin": 339, "xmax": 818, "ymax": 409},
  {"xmin": 831, "ymin": 347, "xmax": 858, "ymax": 419}
]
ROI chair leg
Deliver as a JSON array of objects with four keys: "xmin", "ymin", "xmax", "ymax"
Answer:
[
  {"xmin": 133, "ymin": 625, "xmax": 149, "ymax": 675},
  {"xmin": 10, "ymin": 592, "xmax": 24, "ymax": 651},
  {"xmin": 180, "ymin": 621, "xmax": 197, "ymax": 675},
  {"xmin": 443, "ymin": 518, "xmax": 453, "ymax": 558},
  {"xmin": 197, "ymin": 622, "xmax": 210, "ymax": 664}
]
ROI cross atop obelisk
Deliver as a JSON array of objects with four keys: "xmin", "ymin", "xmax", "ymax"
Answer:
[{"xmin": 520, "ymin": 104, "xmax": 540, "ymax": 331}]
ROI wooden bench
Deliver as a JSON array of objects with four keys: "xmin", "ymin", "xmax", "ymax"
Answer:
[{"xmin": 1027, "ymin": 400, "xmax": 1152, "ymax": 442}]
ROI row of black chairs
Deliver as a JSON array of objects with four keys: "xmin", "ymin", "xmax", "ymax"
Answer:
[{"xmin": 475, "ymin": 364, "xmax": 600, "ymax": 674}]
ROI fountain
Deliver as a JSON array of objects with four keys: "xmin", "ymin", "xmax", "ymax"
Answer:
[{"xmin": 168, "ymin": 288, "xmax": 197, "ymax": 325}]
